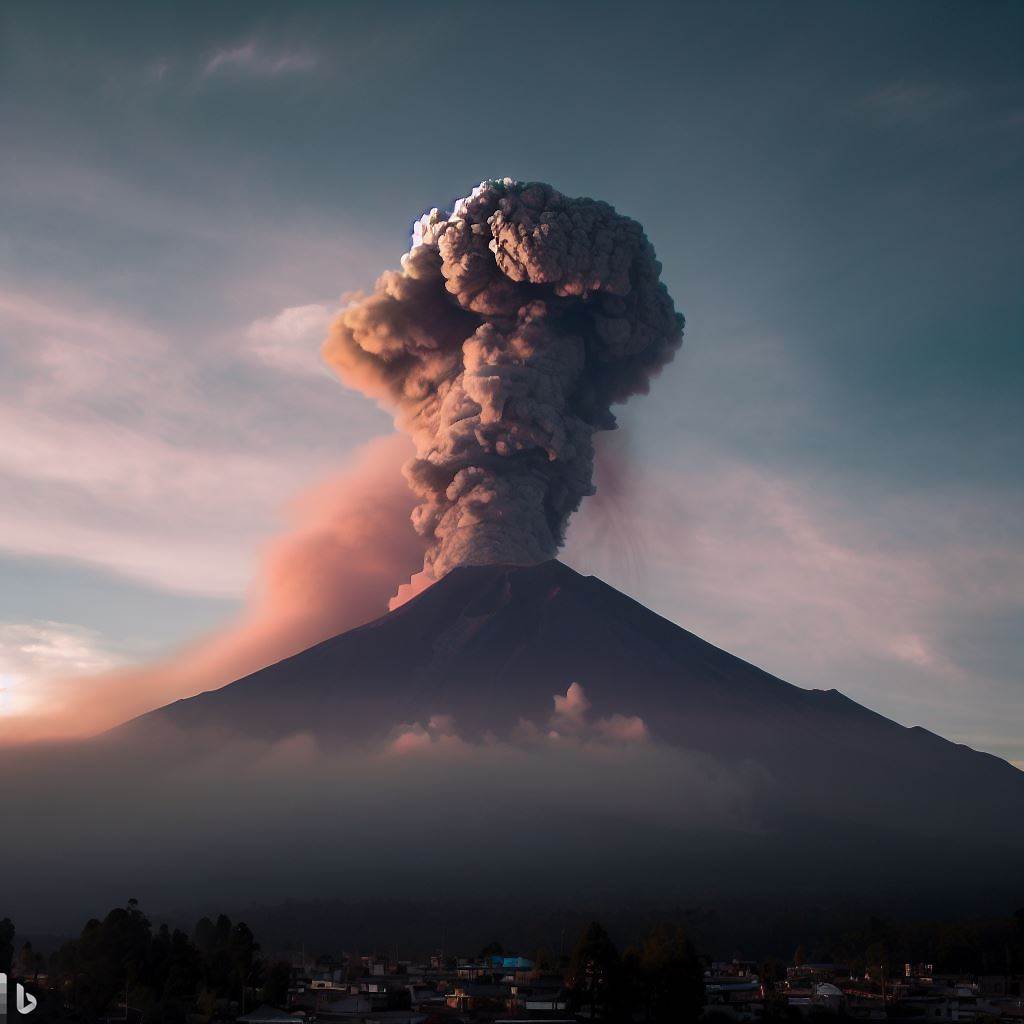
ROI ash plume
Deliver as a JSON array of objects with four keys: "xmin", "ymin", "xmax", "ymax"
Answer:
[
  {"xmin": 324, "ymin": 178, "xmax": 684, "ymax": 583},
  {"xmin": 0, "ymin": 436, "xmax": 423, "ymax": 743}
]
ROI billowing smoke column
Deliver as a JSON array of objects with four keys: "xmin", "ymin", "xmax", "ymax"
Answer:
[{"xmin": 324, "ymin": 178, "xmax": 683, "ymax": 583}]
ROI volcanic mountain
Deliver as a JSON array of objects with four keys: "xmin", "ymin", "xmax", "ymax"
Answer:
[
  {"xmin": 5, "ymin": 559, "xmax": 1021, "ymax": 933},
  {"xmin": 121, "ymin": 560, "xmax": 1023, "ymax": 830}
]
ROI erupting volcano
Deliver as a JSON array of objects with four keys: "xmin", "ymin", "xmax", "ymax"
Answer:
[
  {"xmin": 322, "ymin": 179, "xmax": 683, "ymax": 597},
  {"xmin": 3, "ymin": 180, "xmax": 1020, "ymax": 934},
  {"xmin": 110, "ymin": 181, "xmax": 1023, "ymax": 910}
]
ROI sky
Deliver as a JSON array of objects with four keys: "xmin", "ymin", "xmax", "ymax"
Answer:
[{"xmin": 1, "ymin": 1, "xmax": 1021, "ymax": 762}]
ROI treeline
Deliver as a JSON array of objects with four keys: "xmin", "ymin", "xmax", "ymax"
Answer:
[
  {"xmin": 4, "ymin": 901, "xmax": 1022, "ymax": 1023},
  {"xmin": 567, "ymin": 920, "xmax": 705, "ymax": 1022},
  {"xmin": 559, "ymin": 910, "xmax": 1024, "ymax": 1023},
  {"xmin": 784, "ymin": 908, "xmax": 1024, "ymax": 978},
  {"xmin": 1, "ymin": 900, "xmax": 289, "ymax": 1023}
]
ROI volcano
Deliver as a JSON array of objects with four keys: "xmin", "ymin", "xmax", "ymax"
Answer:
[
  {"xmin": 120, "ymin": 560, "xmax": 1023, "ymax": 833},
  {"xmin": 6, "ymin": 559, "xmax": 1017, "ymax": 935}
]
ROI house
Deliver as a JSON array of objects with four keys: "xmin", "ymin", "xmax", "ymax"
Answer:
[
  {"xmin": 489, "ymin": 956, "xmax": 535, "ymax": 972},
  {"xmin": 406, "ymin": 983, "xmax": 446, "ymax": 1010},
  {"xmin": 446, "ymin": 981, "xmax": 506, "ymax": 1011},
  {"xmin": 508, "ymin": 981, "xmax": 569, "ymax": 1014},
  {"xmin": 704, "ymin": 975, "xmax": 763, "ymax": 1021},
  {"xmin": 813, "ymin": 983, "xmax": 844, "ymax": 1013}
]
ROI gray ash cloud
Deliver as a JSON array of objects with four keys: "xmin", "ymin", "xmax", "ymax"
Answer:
[{"xmin": 324, "ymin": 179, "xmax": 683, "ymax": 581}]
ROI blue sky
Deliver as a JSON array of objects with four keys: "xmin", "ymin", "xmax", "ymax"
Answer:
[{"xmin": 1, "ymin": 1, "xmax": 1022, "ymax": 761}]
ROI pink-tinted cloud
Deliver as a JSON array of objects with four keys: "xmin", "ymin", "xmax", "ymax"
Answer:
[
  {"xmin": 388, "ymin": 716, "xmax": 468, "ymax": 757},
  {"xmin": 0, "ymin": 434, "xmax": 425, "ymax": 743},
  {"xmin": 0, "ymin": 621, "xmax": 123, "ymax": 719},
  {"xmin": 382, "ymin": 686, "xmax": 650, "ymax": 757},
  {"xmin": 246, "ymin": 302, "xmax": 337, "ymax": 377},
  {"xmin": 547, "ymin": 683, "xmax": 649, "ymax": 744},
  {"xmin": 552, "ymin": 680, "xmax": 591, "ymax": 728},
  {"xmin": 595, "ymin": 713, "xmax": 649, "ymax": 742}
]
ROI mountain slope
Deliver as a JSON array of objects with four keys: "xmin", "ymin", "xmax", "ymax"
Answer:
[
  {"xmin": 4, "ymin": 560, "xmax": 1019, "ymax": 930},
  {"xmin": 117, "ymin": 560, "xmax": 1023, "ymax": 833}
]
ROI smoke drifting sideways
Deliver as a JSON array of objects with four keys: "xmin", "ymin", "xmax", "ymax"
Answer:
[
  {"xmin": 324, "ymin": 179, "xmax": 683, "ymax": 594},
  {"xmin": 0, "ymin": 436, "xmax": 425, "ymax": 744}
]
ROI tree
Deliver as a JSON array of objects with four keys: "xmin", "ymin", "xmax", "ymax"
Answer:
[
  {"xmin": 146, "ymin": 923, "xmax": 202, "ymax": 1024},
  {"xmin": 345, "ymin": 955, "xmax": 365, "ymax": 982},
  {"xmin": 568, "ymin": 921, "xmax": 621, "ymax": 1020},
  {"xmin": 193, "ymin": 917, "xmax": 217, "ymax": 956},
  {"xmin": 637, "ymin": 923, "xmax": 704, "ymax": 1023},
  {"xmin": 619, "ymin": 946, "xmax": 644, "ymax": 1014},
  {"xmin": 759, "ymin": 957, "xmax": 785, "ymax": 989},
  {"xmin": 0, "ymin": 919, "xmax": 15, "ymax": 975},
  {"xmin": 261, "ymin": 960, "xmax": 291, "ymax": 1007},
  {"xmin": 533, "ymin": 946, "xmax": 555, "ymax": 972},
  {"xmin": 759, "ymin": 957, "xmax": 788, "ymax": 1020},
  {"xmin": 229, "ymin": 921, "xmax": 258, "ymax": 984},
  {"xmin": 17, "ymin": 942, "xmax": 45, "ymax": 984},
  {"xmin": 56, "ymin": 901, "xmax": 152, "ymax": 1018},
  {"xmin": 42, "ymin": 900, "xmax": 293, "ymax": 1022}
]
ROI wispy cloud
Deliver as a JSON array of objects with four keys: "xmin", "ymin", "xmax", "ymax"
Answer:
[
  {"xmin": 246, "ymin": 302, "xmax": 336, "ymax": 377},
  {"xmin": 0, "ymin": 288, "xmax": 372, "ymax": 596},
  {"xmin": 0, "ymin": 620, "xmax": 122, "ymax": 718},
  {"xmin": 148, "ymin": 58, "xmax": 172, "ymax": 82},
  {"xmin": 565, "ymin": 448, "xmax": 1024, "ymax": 757},
  {"xmin": 864, "ymin": 80, "xmax": 969, "ymax": 123},
  {"xmin": 202, "ymin": 40, "xmax": 318, "ymax": 79}
]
